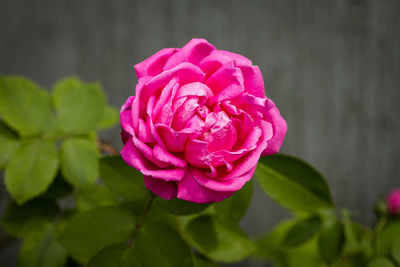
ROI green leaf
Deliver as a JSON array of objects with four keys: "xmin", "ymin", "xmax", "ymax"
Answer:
[
  {"xmin": 185, "ymin": 215, "xmax": 255, "ymax": 263},
  {"xmin": 282, "ymin": 215, "xmax": 322, "ymax": 247},
  {"xmin": 18, "ymin": 225, "xmax": 67, "ymax": 267},
  {"xmin": 136, "ymin": 223, "xmax": 194, "ymax": 267},
  {"xmin": 0, "ymin": 76, "xmax": 54, "ymax": 135},
  {"xmin": 76, "ymin": 184, "xmax": 118, "ymax": 211},
  {"xmin": 318, "ymin": 220, "xmax": 344, "ymax": 264},
  {"xmin": 53, "ymin": 77, "xmax": 106, "ymax": 134},
  {"xmin": 376, "ymin": 220, "xmax": 400, "ymax": 256},
  {"xmin": 87, "ymin": 244, "xmax": 141, "ymax": 267},
  {"xmin": 60, "ymin": 138, "xmax": 99, "ymax": 187},
  {"xmin": 368, "ymin": 257, "xmax": 396, "ymax": 267},
  {"xmin": 256, "ymin": 154, "xmax": 333, "ymax": 212},
  {"xmin": 0, "ymin": 120, "xmax": 20, "ymax": 169},
  {"xmin": 5, "ymin": 140, "xmax": 59, "ymax": 204},
  {"xmin": 391, "ymin": 236, "xmax": 400, "ymax": 264},
  {"xmin": 42, "ymin": 173, "xmax": 73, "ymax": 199},
  {"xmin": 59, "ymin": 207, "xmax": 135, "ymax": 263},
  {"xmin": 156, "ymin": 198, "xmax": 210, "ymax": 216},
  {"xmin": 100, "ymin": 156, "xmax": 149, "ymax": 202},
  {"xmin": 212, "ymin": 180, "xmax": 253, "ymax": 223},
  {"xmin": 193, "ymin": 254, "xmax": 220, "ymax": 267},
  {"xmin": 98, "ymin": 106, "xmax": 119, "ymax": 130},
  {"xmin": 1, "ymin": 199, "xmax": 59, "ymax": 237}
]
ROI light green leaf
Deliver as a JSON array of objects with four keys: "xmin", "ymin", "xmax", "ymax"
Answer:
[
  {"xmin": 212, "ymin": 180, "xmax": 253, "ymax": 223},
  {"xmin": 76, "ymin": 184, "xmax": 118, "ymax": 211},
  {"xmin": 0, "ymin": 76, "xmax": 54, "ymax": 135},
  {"xmin": 98, "ymin": 106, "xmax": 119, "ymax": 130},
  {"xmin": 18, "ymin": 225, "xmax": 67, "ymax": 267},
  {"xmin": 0, "ymin": 121, "xmax": 20, "ymax": 169},
  {"xmin": 100, "ymin": 156, "xmax": 149, "ymax": 202},
  {"xmin": 185, "ymin": 215, "xmax": 255, "ymax": 263},
  {"xmin": 87, "ymin": 244, "xmax": 141, "ymax": 267},
  {"xmin": 60, "ymin": 138, "xmax": 99, "ymax": 187},
  {"xmin": 1, "ymin": 199, "xmax": 58, "ymax": 237},
  {"xmin": 53, "ymin": 77, "xmax": 106, "ymax": 134},
  {"xmin": 59, "ymin": 207, "xmax": 135, "ymax": 263},
  {"xmin": 368, "ymin": 257, "xmax": 396, "ymax": 267},
  {"xmin": 318, "ymin": 220, "xmax": 344, "ymax": 264},
  {"xmin": 156, "ymin": 198, "xmax": 210, "ymax": 216},
  {"xmin": 256, "ymin": 154, "xmax": 333, "ymax": 212},
  {"xmin": 391, "ymin": 236, "xmax": 400, "ymax": 264},
  {"xmin": 5, "ymin": 140, "xmax": 59, "ymax": 204},
  {"xmin": 136, "ymin": 223, "xmax": 194, "ymax": 267},
  {"xmin": 282, "ymin": 215, "xmax": 322, "ymax": 247}
]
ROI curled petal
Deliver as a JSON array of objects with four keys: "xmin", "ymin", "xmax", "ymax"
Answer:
[
  {"xmin": 121, "ymin": 96, "xmax": 134, "ymax": 113},
  {"xmin": 134, "ymin": 48, "xmax": 177, "ymax": 79},
  {"xmin": 153, "ymin": 145, "xmax": 187, "ymax": 168},
  {"xmin": 211, "ymin": 50, "xmax": 252, "ymax": 66},
  {"xmin": 262, "ymin": 99, "xmax": 287, "ymax": 156},
  {"xmin": 240, "ymin": 65, "xmax": 265, "ymax": 97},
  {"xmin": 144, "ymin": 176, "xmax": 177, "ymax": 200},
  {"xmin": 164, "ymin": 39, "xmax": 215, "ymax": 70},
  {"xmin": 177, "ymin": 170, "xmax": 234, "ymax": 203},
  {"xmin": 121, "ymin": 138, "xmax": 185, "ymax": 181}
]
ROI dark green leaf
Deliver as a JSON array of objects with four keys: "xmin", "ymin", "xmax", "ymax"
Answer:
[
  {"xmin": 98, "ymin": 106, "xmax": 119, "ymax": 130},
  {"xmin": 100, "ymin": 156, "xmax": 149, "ymax": 202},
  {"xmin": 0, "ymin": 121, "xmax": 19, "ymax": 169},
  {"xmin": 391, "ymin": 236, "xmax": 400, "ymax": 264},
  {"xmin": 18, "ymin": 225, "xmax": 67, "ymax": 267},
  {"xmin": 42, "ymin": 173, "xmax": 73, "ymax": 199},
  {"xmin": 76, "ymin": 184, "xmax": 118, "ymax": 211},
  {"xmin": 87, "ymin": 244, "xmax": 141, "ymax": 267},
  {"xmin": 156, "ymin": 198, "xmax": 210, "ymax": 216},
  {"xmin": 59, "ymin": 207, "xmax": 135, "ymax": 263},
  {"xmin": 318, "ymin": 220, "xmax": 344, "ymax": 264},
  {"xmin": 256, "ymin": 154, "xmax": 333, "ymax": 212},
  {"xmin": 5, "ymin": 140, "xmax": 59, "ymax": 204},
  {"xmin": 368, "ymin": 257, "xmax": 396, "ymax": 267},
  {"xmin": 136, "ymin": 223, "xmax": 194, "ymax": 267},
  {"xmin": 185, "ymin": 215, "xmax": 255, "ymax": 263},
  {"xmin": 1, "ymin": 199, "xmax": 58, "ymax": 237},
  {"xmin": 53, "ymin": 77, "xmax": 106, "ymax": 134},
  {"xmin": 0, "ymin": 76, "xmax": 54, "ymax": 135},
  {"xmin": 377, "ymin": 220, "xmax": 400, "ymax": 256},
  {"xmin": 212, "ymin": 180, "xmax": 253, "ymax": 223},
  {"xmin": 193, "ymin": 254, "xmax": 220, "ymax": 267},
  {"xmin": 60, "ymin": 138, "xmax": 99, "ymax": 187},
  {"xmin": 282, "ymin": 215, "xmax": 322, "ymax": 247}
]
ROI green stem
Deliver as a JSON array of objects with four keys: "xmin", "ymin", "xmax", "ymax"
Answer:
[
  {"xmin": 128, "ymin": 194, "xmax": 157, "ymax": 247},
  {"xmin": 373, "ymin": 216, "xmax": 387, "ymax": 256}
]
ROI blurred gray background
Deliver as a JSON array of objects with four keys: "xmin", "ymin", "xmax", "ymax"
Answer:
[{"xmin": 1, "ymin": 0, "xmax": 399, "ymax": 266}]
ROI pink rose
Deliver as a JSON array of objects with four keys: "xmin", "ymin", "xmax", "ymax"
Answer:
[
  {"xmin": 120, "ymin": 39, "xmax": 287, "ymax": 203},
  {"xmin": 387, "ymin": 189, "xmax": 400, "ymax": 215}
]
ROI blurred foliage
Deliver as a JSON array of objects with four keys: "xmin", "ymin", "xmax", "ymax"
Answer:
[{"xmin": 0, "ymin": 76, "xmax": 399, "ymax": 267}]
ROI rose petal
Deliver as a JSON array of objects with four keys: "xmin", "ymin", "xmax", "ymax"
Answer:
[
  {"xmin": 134, "ymin": 48, "xmax": 177, "ymax": 79},
  {"xmin": 261, "ymin": 99, "xmax": 287, "ymax": 156},
  {"xmin": 174, "ymin": 82, "xmax": 213, "ymax": 102},
  {"xmin": 121, "ymin": 138, "xmax": 185, "ymax": 181},
  {"xmin": 157, "ymin": 124, "xmax": 198, "ymax": 152},
  {"xmin": 121, "ymin": 96, "xmax": 134, "ymax": 113},
  {"xmin": 164, "ymin": 39, "xmax": 215, "ymax": 70},
  {"xmin": 177, "ymin": 170, "xmax": 234, "ymax": 203},
  {"xmin": 240, "ymin": 65, "xmax": 265, "ymax": 97},
  {"xmin": 198, "ymin": 52, "xmax": 231, "ymax": 79},
  {"xmin": 144, "ymin": 176, "xmax": 177, "ymax": 200},
  {"xmin": 206, "ymin": 61, "xmax": 244, "ymax": 104},
  {"xmin": 211, "ymin": 50, "xmax": 252, "ymax": 66},
  {"xmin": 153, "ymin": 144, "xmax": 187, "ymax": 168}
]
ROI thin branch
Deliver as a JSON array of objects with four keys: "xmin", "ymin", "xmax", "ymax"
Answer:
[{"xmin": 97, "ymin": 139, "xmax": 119, "ymax": 155}]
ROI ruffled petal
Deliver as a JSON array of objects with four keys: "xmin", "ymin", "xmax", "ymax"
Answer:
[
  {"xmin": 153, "ymin": 145, "xmax": 187, "ymax": 168},
  {"xmin": 240, "ymin": 65, "xmax": 265, "ymax": 97},
  {"xmin": 164, "ymin": 39, "xmax": 215, "ymax": 70},
  {"xmin": 134, "ymin": 48, "xmax": 177, "ymax": 79},
  {"xmin": 211, "ymin": 50, "xmax": 252, "ymax": 66},
  {"xmin": 144, "ymin": 176, "xmax": 177, "ymax": 200},
  {"xmin": 261, "ymin": 99, "xmax": 287, "ymax": 156},
  {"xmin": 121, "ymin": 138, "xmax": 185, "ymax": 181},
  {"xmin": 177, "ymin": 170, "xmax": 234, "ymax": 203}
]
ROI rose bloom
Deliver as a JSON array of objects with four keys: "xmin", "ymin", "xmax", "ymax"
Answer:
[
  {"xmin": 120, "ymin": 39, "xmax": 287, "ymax": 203},
  {"xmin": 387, "ymin": 189, "xmax": 400, "ymax": 215}
]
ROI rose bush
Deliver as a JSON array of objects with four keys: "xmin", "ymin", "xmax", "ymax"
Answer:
[{"xmin": 120, "ymin": 39, "xmax": 287, "ymax": 203}]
